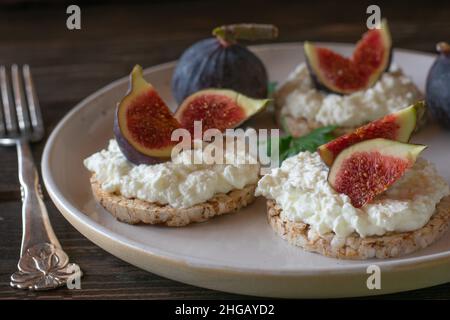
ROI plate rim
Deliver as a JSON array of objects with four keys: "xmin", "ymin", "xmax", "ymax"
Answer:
[{"xmin": 41, "ymin": 42, "xmax": 449, "ymax": 278}]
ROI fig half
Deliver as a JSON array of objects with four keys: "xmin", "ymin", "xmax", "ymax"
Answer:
[
  {"xmin": 174, "ymin": 89, "xmax": 269, "ymax": 134},
  {"xmin": 305, "ymin": 20, "xmax": 392, "ymax": 95},
  {"xmin": 318, "ymin": 101, "xmax": 425, "ymax": 166},
  {"xmin": 328, "ymin": 138, "xmax": 426, "ymax": 208},
  {"xmin": 114, "ymin": 65, "xmax": 182, "ymax": 165}
]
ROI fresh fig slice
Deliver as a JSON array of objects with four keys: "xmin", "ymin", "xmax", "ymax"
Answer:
[
  {"xmin": 328, "ymin": 138, "xmax": 426, "ymax": 208},
  {"xmin": 318, "ymin": 101, "xmax": 425, "ymax": 166},
  {"xmin": 304, "ymin": 20, "xmax": 392, "ymax": 94},
  {"xmin": 114, "ymin": 65, "xmax": 182, "ymax": 165},
  {"xmin": 174, "ymin": 89, "xmax": 269, "ymax": 134}
]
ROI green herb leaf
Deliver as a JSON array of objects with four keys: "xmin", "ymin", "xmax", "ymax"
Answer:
[
  {"xmin": 267, "ymin": 81, "xmax": 278, "ymax": 98},
  {"xmin": 268, "ymin": 125, "xmax": 337, "ymax": 165}
]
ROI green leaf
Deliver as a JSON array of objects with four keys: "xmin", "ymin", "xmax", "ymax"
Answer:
[
  {"xmin": 279, "ymin": 135, "xmax": 292, "ymax": 152},
  {"xmin": 267, "ymin": 81, "xmax": 278, "ymax": 98},
  {"xmin": 268, "ymin": 125, "xmax": 337, "ymax": 164}
]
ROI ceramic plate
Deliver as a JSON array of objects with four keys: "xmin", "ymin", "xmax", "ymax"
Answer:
[{"xmin": 42, "ymin": 43, "xmax": 450, "ymax": 298}]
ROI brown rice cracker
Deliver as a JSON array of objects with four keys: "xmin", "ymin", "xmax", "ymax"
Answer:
[
  {"xmin": 266, "ymin": 196, "xmax": 450, "ymax": 259},
  {"xmin": 91, "ymin": 176, "xmax": 256, "ymax": 227}
]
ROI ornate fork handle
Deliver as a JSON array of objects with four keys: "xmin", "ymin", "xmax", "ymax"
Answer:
[{"xmin": 10, "ymin": 140, "xmax": 82, "ymax": 290}]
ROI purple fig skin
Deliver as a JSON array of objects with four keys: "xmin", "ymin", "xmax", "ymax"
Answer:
[
  {"xmin": 172, "ymin": 38, "xmax": 268, "ymax": 104},
  {"xmin": 426, "ymin": 42, "xmax": 450, "ymax": 129},
  {"xmin": 113, "ymin": 105, "xmax": 169, "ymax": 165}
]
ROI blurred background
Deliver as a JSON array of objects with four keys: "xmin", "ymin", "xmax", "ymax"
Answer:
[
  {"xmin": 0, "ymin": 0, "xmax": 448, "ymax": 124},
  {"xmin": 1, "ymin": 0, "xmax": 450, "ymax": 299}
]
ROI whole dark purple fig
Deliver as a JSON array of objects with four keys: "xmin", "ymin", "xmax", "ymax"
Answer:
[
  {"xmin": 172, "ymin": 24, "xmax": 278, "ymax": 104},
  {"xmin": 426, "ymin": 42, "xmax": 450, "ymax": 129}
]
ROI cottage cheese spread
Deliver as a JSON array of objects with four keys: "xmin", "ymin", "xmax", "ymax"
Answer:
[
  {"xmin": 256, "ymin": 152, "xmax": 449, "ymax": 243},
  {"xmin": 277, "ymin": 63, "xmax": 422, "ymax": 127},
  {"xmin": 84, "ymin": 140, "xmax": 260, "ymax": 209}
]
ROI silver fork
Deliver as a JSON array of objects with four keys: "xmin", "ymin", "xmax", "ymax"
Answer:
[{"xmin": 0, "ymin": 65, "xmax": 82, "ymax": 290}]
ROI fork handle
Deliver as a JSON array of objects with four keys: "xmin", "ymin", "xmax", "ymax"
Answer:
[{"xmin": 17, "ymin": 140, "xmax": 61, "ymax": 256}]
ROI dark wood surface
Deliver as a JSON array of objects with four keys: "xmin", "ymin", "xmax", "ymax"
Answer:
[{"xmin": 1, "ymin": 0, "xmax": 450, "ymax": 300}]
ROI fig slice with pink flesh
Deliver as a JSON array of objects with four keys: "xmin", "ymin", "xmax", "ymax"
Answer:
[
  {"xmin": 305, "ymin": 20, "xmax": 392, "ymax": 95},
  {"xmin": 174, "ymin": 88, "xmax": 269, "ymax": 134},
  {"xmin": 114, "ymin": 65, "xmax": 182, "ymax": 165},
  {"xmin": 318, "ymin": 101, "xmax": 425, "ymax": 166},
  {"xmin": 328, "ymin": 138, "xmax": 426, "ymax": 208}
]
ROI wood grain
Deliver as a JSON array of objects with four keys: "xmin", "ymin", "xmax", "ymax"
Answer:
[{"xmin": 0, "ymin": 0, "xmax": 449, "ymax": 299}]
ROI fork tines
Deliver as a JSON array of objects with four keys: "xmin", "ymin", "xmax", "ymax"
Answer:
[{"xmin": 0, "ymin": 65, "xmax": 44, "ymax": 143}]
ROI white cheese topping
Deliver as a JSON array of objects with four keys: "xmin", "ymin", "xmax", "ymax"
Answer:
[
  {"xmin": 84, "ymin": 140, "xmax": 260, "ymax": 208},
  {"xmin": 277, "ymin": 63, "xmax": 422, "ymax": 127},
  {"xmin": 256, "ymin": 152, "xmax": 449, "ymax": 242}
]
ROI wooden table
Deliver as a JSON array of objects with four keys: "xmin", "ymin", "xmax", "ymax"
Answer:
[{"xmin": 1, "ymin": 0, "xmax": 449, "ymax": 299}]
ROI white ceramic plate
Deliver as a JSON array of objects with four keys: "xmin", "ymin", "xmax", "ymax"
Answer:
[{"xmin": 42, "ymin": 43, "xmax": 450, "ymax": 298}]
